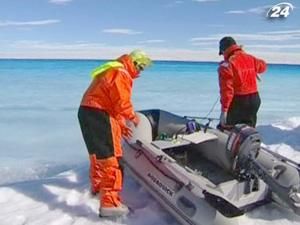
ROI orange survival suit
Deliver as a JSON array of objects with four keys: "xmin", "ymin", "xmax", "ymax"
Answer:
[
  {"xmin": 218, "ymin": 44, "xmax": 267, "ymax": 127},
  {"xmin": 78, "ymin": 54, "xmax": 139, "ymax": 209}
]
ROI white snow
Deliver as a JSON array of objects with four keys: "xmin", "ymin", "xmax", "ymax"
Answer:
[
  {"xmin": 1, "ymin": 118, "xmax": 300, "ymax": 225},
  {"xmin": 0, "ymin": 164, "xmax": 176, "ymax": 225}
]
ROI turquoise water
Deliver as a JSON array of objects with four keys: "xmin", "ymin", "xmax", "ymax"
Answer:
[
  {"xmin": 0, "ymin": 59, "xmax": 299, "ymax": 165},
  {"xmin": 1, "ymin": 59, "xmax": 299, "ymax": 119}
]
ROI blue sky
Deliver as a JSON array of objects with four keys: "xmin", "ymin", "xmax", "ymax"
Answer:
[{"xmin": 0, "ymin": 0, "xmax": 299, "ymax": 63}]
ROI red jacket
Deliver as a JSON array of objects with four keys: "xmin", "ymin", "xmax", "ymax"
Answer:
[
  {"xmin": 218, "ymin": 45, "xmax": 267, "ymax": 112},
  {"xmin": 80, "ymin": 55, "xmax": 139, "ymax": 121}
]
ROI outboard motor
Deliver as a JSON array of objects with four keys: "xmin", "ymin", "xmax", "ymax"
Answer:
[
  {"xmin": 226, "ymin": 124, "xmax": 261, "ymax": 172},
  {"xmin": 226, "ymin": 124, "xmax": 300, "ymax": 215}
]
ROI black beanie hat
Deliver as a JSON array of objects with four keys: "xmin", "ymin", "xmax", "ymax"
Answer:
[{"xmin": 219, "ymin": 36, "xmax": 236, "ymax": 55}]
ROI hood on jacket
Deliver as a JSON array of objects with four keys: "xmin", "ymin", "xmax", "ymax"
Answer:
[
  {"xmin": 117, "ymin": 54, "xmax": 140, "ymax": 79},
  {"xmin": 223, "ymin": 44, "xmax": 242, "ymax": 60}
]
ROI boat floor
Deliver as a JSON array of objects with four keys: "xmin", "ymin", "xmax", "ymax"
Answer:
[
  {"xmin": 164, "ymin": 147, "xmax": 234, "ymax": 185},
  {"xmin": 187, "ymin": 155, "xmax": 235, "ymax": 185}
]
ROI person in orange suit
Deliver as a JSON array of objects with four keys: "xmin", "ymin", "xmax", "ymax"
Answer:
[
  {"xmin": 78, "ymin": 50, "xmax": 151, "ymax": 217},
  {"xmin": 217, "ymin": 37, "xmax": 267, "ymax": 128}
]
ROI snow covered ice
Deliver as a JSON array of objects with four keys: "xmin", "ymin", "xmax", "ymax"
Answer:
[{"xmin": 1, "ymin": 119, "xmax": 300, "ymax": 225}]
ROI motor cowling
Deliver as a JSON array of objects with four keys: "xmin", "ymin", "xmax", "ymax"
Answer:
[{"xmin": 226, "ymin": 124, "xmax": 261, "ymax": 172}]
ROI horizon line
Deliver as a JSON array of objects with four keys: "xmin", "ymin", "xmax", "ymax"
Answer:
[{"xmin": 0, "ymin": 57, "xmax": 299, "ymax": 66}]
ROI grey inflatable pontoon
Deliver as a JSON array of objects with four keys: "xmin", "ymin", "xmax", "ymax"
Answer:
[{"xmin": 123, "ymin": 109, "xmax": 300, "ymax": 225}]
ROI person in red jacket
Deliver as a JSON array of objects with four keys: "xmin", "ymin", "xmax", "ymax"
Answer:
[
  {"xmin": 218, "ymin": 37, "xmax": 267, "ymax": 128},
  {"xmin": 78, "ymin": 50, "xmax": 151, "ymax": 217}
]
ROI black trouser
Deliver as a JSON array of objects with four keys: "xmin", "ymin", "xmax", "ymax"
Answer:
[
  {"xmin": 227, "ymin": 92, "xmax": 261, "ymax": 127},
  {"xmin": 78, "ymin": 106, "xmax": 114, "ymax": 159}
]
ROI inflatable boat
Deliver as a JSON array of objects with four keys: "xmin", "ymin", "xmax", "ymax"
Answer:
[{"xmin": 123, "ymin": 109, "xmax": 300, "ymax": 225}]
